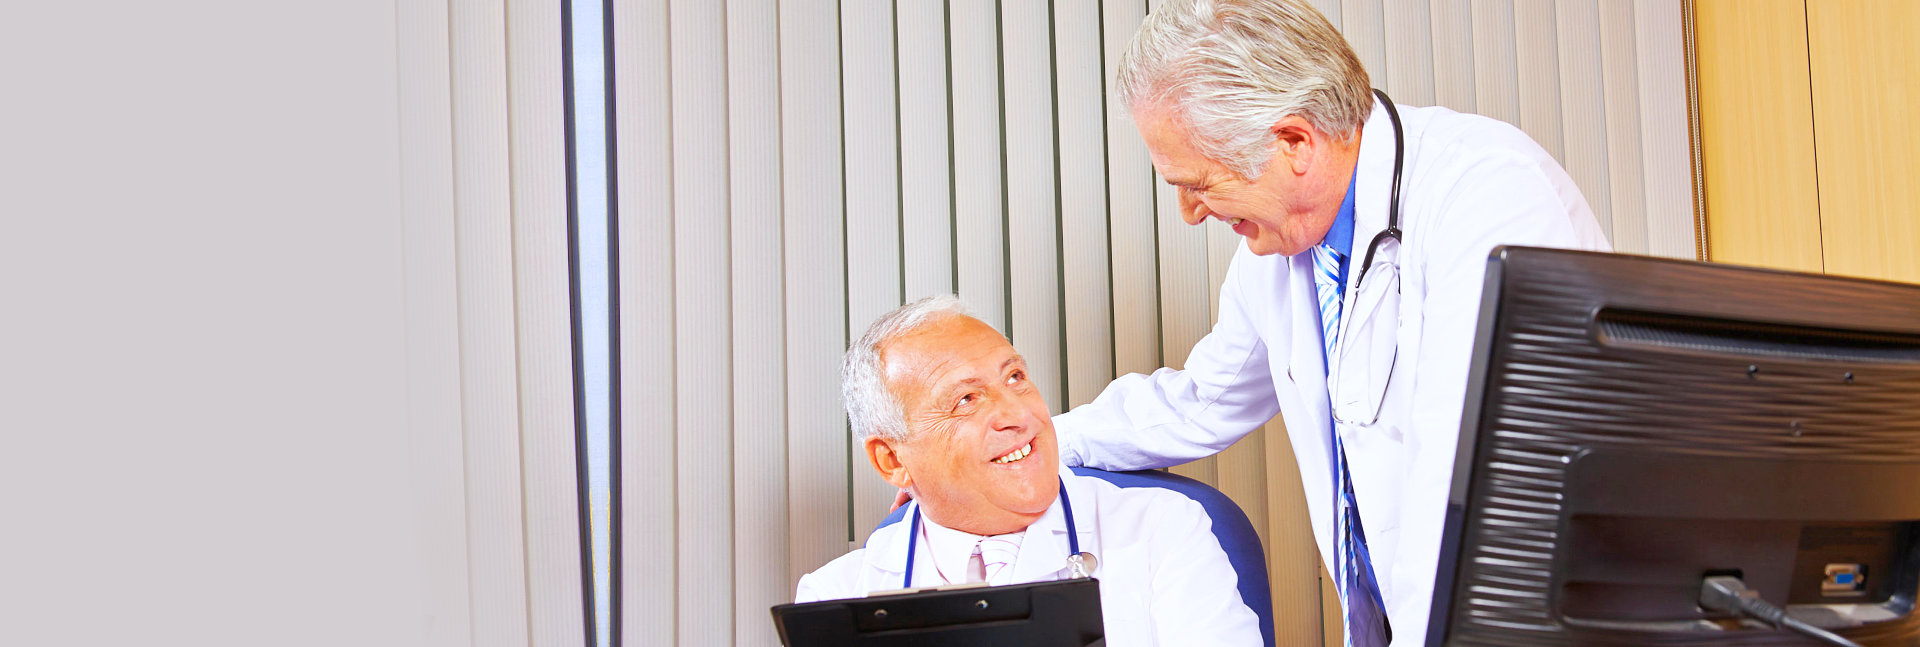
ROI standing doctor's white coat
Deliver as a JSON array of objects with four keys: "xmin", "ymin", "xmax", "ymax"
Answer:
[{"xmin": 1053, "ymin": 98, "xmax": 1611, "ymax": 645}]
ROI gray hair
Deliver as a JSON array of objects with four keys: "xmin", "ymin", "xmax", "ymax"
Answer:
[
  {"xmin": 842, "ymin": 295, "xmax": 976, "ymax": 441},
  {"xmin": 1116, "ymin": 0, "xmax": 1373, "ymax": 179}
]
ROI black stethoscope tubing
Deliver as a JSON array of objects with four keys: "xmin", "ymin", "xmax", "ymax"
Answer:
[
  {"xmin": 902, "ymin": 477, "xmax": 1079, "ymax": 589},
  {"xmin": 1354, "ymin": 88, "xmax": 1406, "ymax": 291}
]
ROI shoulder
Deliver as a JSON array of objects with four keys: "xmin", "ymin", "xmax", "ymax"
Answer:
[
  {"xmin": 1398, "ymin": 105, "xmax": 1608, "ymax": 250},
  {"xmin": 795, "ymin": 547, "xmax": 872, "ymax": 603},
  {"xmin": 1068, "ymin": 470, "xmax": 1215, "ymax": 532},
  {"xmin": 1400, "ymin": 105, "xmax": 1549, "ymax": 162}
]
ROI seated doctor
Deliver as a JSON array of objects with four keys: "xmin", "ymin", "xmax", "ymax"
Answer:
[{"xmin": 796, "ymin": 295, "xmax": 1261, "ymax": 645}]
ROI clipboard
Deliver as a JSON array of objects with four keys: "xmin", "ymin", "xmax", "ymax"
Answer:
[{"xmin": 770, "ymin": 577, "xmax": 1105, "ymax": 646}]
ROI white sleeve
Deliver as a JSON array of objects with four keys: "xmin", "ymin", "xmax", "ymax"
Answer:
[
  {"xmin": 1053, "ymin": 248, "xmax": 1282, "ymax": 471},
  {"xmin": 1148, "ymin": 496, "xmax": 1263, "ymax": 646}
]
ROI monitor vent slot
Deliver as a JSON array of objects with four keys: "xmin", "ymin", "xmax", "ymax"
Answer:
[{"xmin": 1595, "ymin": 308, "xmax": 1920, "ymax": 363}]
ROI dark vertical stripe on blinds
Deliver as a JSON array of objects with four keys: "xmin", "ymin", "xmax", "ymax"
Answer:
[
  {"xmin": 559, "ymin": 0, "xmax": 597, "ymax": 642},
  {"xmin": 599, "ymin": 0, "xmax": 624, "ymax": 643}
]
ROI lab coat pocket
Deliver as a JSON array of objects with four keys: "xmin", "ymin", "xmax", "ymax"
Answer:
[{"xmin": 1331, "ymin": 261, "xmax": 1400, "ymax": 426}]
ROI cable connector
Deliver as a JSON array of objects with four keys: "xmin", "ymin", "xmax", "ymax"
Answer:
[{"xmin": 1699, "ymin": 575, "xmax": 1863, "ymax": 647}]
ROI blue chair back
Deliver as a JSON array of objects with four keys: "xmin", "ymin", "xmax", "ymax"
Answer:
[{"xmin": 871, "ymin": 467, "xmax": 1275, "ymax": 647}]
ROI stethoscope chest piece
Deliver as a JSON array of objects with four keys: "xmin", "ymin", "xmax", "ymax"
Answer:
[{"xmin": 1067, "ymin": 551, "xmax": 1097, "ymax": 578}]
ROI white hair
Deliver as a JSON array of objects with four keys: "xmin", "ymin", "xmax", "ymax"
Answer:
[
  {"xmin": 1116, "ymin": 0, "xmax": 1373, "ymax": 179},
  {"xmin": 842, "ymin": 295, "xmax": 976, "ymax": 441}
]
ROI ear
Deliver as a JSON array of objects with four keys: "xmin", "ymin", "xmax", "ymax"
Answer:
[
  {"xmin": 866, "ymin": 435, "xmax": 914, "ymax": 490},
  {"xmin": 1269, "ymin": 115, "xmax": 1319, "ymax": 176}
]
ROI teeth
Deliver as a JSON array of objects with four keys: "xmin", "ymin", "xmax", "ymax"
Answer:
[
  {"xmin": 992, "ymin": 442, "xmax": 1033, "ymax": 464},
  {"xmin": 1227, "ymin": 217, "xmax": 1243, "ymax": 227}
]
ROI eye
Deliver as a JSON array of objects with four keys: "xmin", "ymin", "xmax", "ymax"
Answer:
[
  {"xmin": 954, "ymin": 392, "xmax": 977, "ymax": 409},
  {"xmin": 1007, "ymin": 370, "xmax": 1026, "ymax": 385}
]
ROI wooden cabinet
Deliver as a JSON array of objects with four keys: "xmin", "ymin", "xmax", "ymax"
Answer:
[{"xmin": 1696, "ymin": 0, "xmax": 1920, "ymax": 284}]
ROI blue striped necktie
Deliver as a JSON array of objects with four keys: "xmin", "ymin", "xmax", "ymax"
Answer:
[{"xmin": 1312, "ymin": 242, "xmax": 1391, "ymax": 647}]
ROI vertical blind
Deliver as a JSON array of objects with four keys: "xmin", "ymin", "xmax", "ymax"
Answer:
[{"xmin": 615, "ymin": 1, "xmax": 1696, "ymax": 644}]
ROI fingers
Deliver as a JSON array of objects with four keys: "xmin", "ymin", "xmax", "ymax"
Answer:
[{"xmin": 889, "ymin": 488, "xmax": 912, "ymax": 513}]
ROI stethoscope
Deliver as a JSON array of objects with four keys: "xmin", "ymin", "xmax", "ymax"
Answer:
[
  {"xmin": 1327, "ymin": 89, "xmax": 1407, "ymax": 427},
  {"xmin": 901, "ymin": 477, "xmax": 1093, "ymax": 588},
  {"xmin": 1353, "ymin": 88, "xmax": 1406, "ymax": 294}
]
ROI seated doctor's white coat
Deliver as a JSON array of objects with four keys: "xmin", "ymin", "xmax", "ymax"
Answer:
[
  {"xmin": 1053, "ymin": 100, "xmax": 1611, "ymax": 645},
  {"xmin": 795, "ymin": 463, "xmax": 1262, "ymax": 646}
]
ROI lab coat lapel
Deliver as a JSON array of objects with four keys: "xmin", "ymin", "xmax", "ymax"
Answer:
[
  {"xmin": 864, "ymin": 507, "xmax": 913, "ymax": 581},
  {"xmin": 1339, "ymin": 99, "xmax": 1396, "ymax": 351},
  {"xmin": 1329, "ymin": 100, "xmax": 1404, "ymax": 425}
]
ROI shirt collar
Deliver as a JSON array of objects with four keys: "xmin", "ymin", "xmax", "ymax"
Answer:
[
  {"xmin": 919, "ymin": 513, "xmax": 988, "ymax": 586},
  {"xmin": 1324, "ymin": 163, "xmax": 1359, "ymax": 262}
]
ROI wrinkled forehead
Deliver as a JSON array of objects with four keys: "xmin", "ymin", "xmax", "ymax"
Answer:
[{"xmin": 879, "ymin": 315, "xmax": 1014, "ymax": 398}]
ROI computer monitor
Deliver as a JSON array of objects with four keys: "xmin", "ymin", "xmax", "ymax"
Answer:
[{"xmin": 1430, "ymin": 247, "xmax": 1920, "ymax": 646}]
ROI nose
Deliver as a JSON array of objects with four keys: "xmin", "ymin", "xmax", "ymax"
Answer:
[
  {"xmin": 1178, "ymin": 187, "xmax": 1210, "ymax": 226},
  {"xmin": 984, "ymin": 393, "xmax": 1030, "ymax": 435}
]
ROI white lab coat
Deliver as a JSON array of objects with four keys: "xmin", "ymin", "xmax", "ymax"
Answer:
[
  {"xmin": 1053, "ymin": 99, "xmax": 1611, "ymax": 645},
  {"xmin": 796, "ymin": 463, "xmax": 1263, "ymax": 646}
]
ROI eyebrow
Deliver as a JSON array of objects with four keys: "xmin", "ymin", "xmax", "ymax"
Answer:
[
  {"xmin": 938, "ymin": 355, "xmax": 1027, "ymax": 399},
  {"xmin": 1161, "ymin": 174, "xmax": 1201, "ymax": 188}
]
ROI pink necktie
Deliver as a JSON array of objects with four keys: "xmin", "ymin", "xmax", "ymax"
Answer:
[{"xmin": 976, "ymin": 532, "xmax": 1024, "ymax": 585}]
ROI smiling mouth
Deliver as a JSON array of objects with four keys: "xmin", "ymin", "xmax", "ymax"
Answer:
[{"xmin": 990, "ymin": 441, "xmax": 1034, "ymax": 464}]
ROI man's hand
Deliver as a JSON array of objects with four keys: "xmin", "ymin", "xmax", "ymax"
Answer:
[{"xmin": 889, "ymin": 488, "xmax": 912, "ymax": 513}]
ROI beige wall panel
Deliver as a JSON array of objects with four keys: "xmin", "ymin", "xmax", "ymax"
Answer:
[
  {"xmin": 953, "ymin": 0, "xmax": 1010, "ymax": 333},
  {"xmin": 1633, "ymin": 0, "xmax": 1702, "ymax": 260},
  {"xmin": 1694, "ymin": 0, "xmax": 1823, "ymax": 273},
  {"xmin": 396, "ymin": 1, "xmax": 475, "ymax": 644},
  {"xmin": 1307, "ymin": 0, "xmax": 1344, "ymax": 30},
  {"xmin": 728, "ymin": 0, "xmax": 790, "ymax": 643},
  {"xmin": 668, "ymin": 1, "xmax": 733, "ymax": 642},
  {"xmin": 1598, "ymin": 0, "xmax": 1649, "ymax": 254},
  {"xmin": 1003, "ymin": 0, "xmax": 1067, "ymax": 412},
  {"xmin": 1342, "ymin": 0, "xmax": 1389, "ymax": 89},
  {"xmin": 898, "ymin": 0, "xmax": 957, "ymax": 298},
  {"xmin": 612, "ymin": 0, "xmax": 676, "ymax": 641},
  {"xmin": 1106, "ymin": 0, "xmax": 1164, "ymax": 381},
  {"xmin": 1383, "ymin": 0, "xmax": 1438, "ymax": 105},
  {"xmin": 1512, "ymin": 0, "xmax": 1565, "ymax": 160},
  {"xmin": 1263, "ymin": 417, "xmax": 1324, "ymax": 647},
  {"xmin": 842, "ymin": 0, "xmax": 908, "ymax": 555},
  {"xmin": 779, "ymin": 0, "xmax": 852, "ymax": 591},
  {"xmin": 507, "ymin": 0, "xmax": 590, "ymax": 637},
  {"xmin": 1554, "ymin": 0, "xmax": 1614, "ymax": 237},
  {"xmin": 1470, "ymin": 0, "xmax": 1522, "ymax": 126},
  {"xmin": 1806, "ymin": 0, "xmax": 1920, "ymax": 284},
  {"xmin": 1430, "ymin": 0, "xmax": 1478, "ymax": 113},
  {"xmin": 1057, "ymin": 0, "xmax": 1117, "ymax": 410},
  {"xmin": 449, "ymin": 0, "xmax": 536, "ymax": 643}
]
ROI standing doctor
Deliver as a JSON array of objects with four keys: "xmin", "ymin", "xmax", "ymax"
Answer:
[{"xmin": 1052, "ymin": 1, "xmax": 1610, "ymax": 645}]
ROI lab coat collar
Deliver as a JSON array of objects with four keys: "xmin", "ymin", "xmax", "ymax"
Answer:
[
  {"xmin": 863, "ymin": 462, "xmax": 1094, "ymax": 582},
  {"xmin": 1349, "ymin": 97, "xmax": 1397, "ymax": 275}
]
